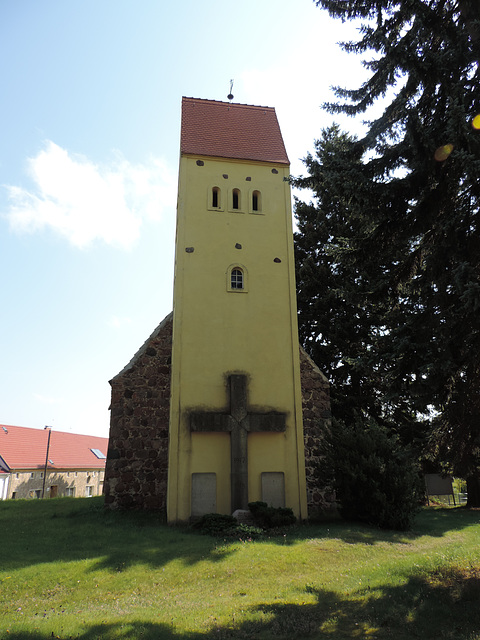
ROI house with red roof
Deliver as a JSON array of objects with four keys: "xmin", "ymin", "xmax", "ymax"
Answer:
[{"xmin": 0, "ymin": 424, "xmax": 108, "ymax": 500}]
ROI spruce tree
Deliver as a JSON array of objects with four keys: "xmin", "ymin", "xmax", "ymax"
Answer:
[{"xmin": 296, "ymin": 0, "xmax": 480, "ymax": 504}]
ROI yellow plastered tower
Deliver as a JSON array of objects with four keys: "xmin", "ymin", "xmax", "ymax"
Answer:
[{"xmin": 167, "ymin": 97, "xmax": 307, "ymax": 522}]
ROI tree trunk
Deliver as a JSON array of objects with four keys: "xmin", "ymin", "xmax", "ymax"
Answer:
[{"xmin": 466, "ymin": 475, "xmax": 480, "ymax": 507}]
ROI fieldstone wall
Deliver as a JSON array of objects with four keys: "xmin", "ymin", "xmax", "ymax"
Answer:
[
  {"xmin": 300, "ymin": 347, "xmax": 336, "ymax": 515},
  {"xmin": 104, "ymin": 313, "xmax": 173, "ymax": 513},
  {"xmin": 104, "ymin": 312, "xmax": 335, "ymax": 517}
]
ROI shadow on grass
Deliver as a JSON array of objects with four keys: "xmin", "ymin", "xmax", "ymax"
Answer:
[
  {"xmin": 1, "ymin": 498, "xmax": 479, "ymax": 576},
  {"xmin": 240, "ymin": 566, "xmax": 480, "ymax": 640},
  {"xmin": 0, "ymin": 497, "xmax": 234, "ymax": 575},
  {"xmin": 258, "ymin": 505, "xmax": 480, "ymax": 549},
  {"xmin": 5, "ymin": 567, "xmax": 480, "ymax": 639}
]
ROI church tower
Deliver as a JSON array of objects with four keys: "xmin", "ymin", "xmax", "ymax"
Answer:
[
  {"xmin": 104, "ymin": 97, "xmax": 332, "ymax": 522},
  {"xmin": 167, "ymin": 98, "xmax": 308, "ymax": 522}
]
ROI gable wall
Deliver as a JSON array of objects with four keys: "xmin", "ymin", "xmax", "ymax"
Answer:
[
  {"xmin": 300, "ymin": 347, "xmax": 335, "ymax": 515},
  {"xmin": 104, "ymin": 315, "xmax": 334, "ymax": 517},
  {"xmin": 104, "ymin": 314, "xmax": 173, "ymax": 511}
]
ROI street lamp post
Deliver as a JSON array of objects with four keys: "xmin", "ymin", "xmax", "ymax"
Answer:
[{"xmin": 41, "ymin": 427, "xmax": 52, "ymax": 499}]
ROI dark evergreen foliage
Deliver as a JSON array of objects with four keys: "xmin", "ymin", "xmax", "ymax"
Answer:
[
  {"xmin": 248, "ymin": 501, "xmax": 297, "ymax": 528},
  {"xmin": 295, "ymin": 0, "xmax": 480, "ymax": 504},
  {"xmin": 319, "ymin": 417, "xmax": 422, "ymax": 530},
  {"xmin": 192, "ymin": 513, "xmax": 238, "ymax": 536}
]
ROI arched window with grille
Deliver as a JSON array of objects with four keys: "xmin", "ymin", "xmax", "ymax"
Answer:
[
  {"xmin": 231, "ymin": 268, "xmax": 243, "ymax": 289},
  {"xmin": 227, "ymin": 264, "xmax": 248, "ymax": 292}
]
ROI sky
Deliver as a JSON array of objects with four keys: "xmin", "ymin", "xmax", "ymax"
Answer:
[{"xmin": 0, "ymin": 0, "xmax": 368, "ymax": 438}]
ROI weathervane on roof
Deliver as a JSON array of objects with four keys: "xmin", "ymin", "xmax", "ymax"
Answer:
[{"xmin": 227, "ymin": 79, "xmax": 234, "ymax": 102}]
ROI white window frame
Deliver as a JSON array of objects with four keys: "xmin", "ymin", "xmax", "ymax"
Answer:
[{"xmin": 227, "ymin": 264, "xmax": 248, "ymax": 293}]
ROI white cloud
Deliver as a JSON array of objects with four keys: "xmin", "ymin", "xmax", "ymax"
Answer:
[
  {"xmin": 3, "ymin": 141, "xmax": 176, "ymax": 249},
  {"xmin": 107, "ymin": 315, "xmax": 133, "ymax": 329},
  {"xmin": 34, "ymin": 392, "xmax": 64, "ymax": 406}
]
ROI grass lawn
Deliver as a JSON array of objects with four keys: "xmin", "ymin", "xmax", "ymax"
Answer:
[{"xmin": 0, "ymin": 498, "xmax": 479, "ymax": 639}]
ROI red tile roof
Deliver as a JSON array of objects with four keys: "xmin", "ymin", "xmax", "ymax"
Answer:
[
  {"xmin": 181, "ymin": 97, "xmax": 289, "ymax": 165},
  {"xmin": 0, "ymin": 424, "xmax": 108, "ymax": 471}
]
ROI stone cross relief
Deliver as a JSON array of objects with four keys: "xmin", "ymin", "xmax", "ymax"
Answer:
[{"xmin": 190, "ymin": 374, "xmax": 286, "ymax": 512}]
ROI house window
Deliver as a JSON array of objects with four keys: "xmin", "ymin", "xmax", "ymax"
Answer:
[
  {"xmin": 66, "ymin": 487, "xmax": 75, "ymax": 497},
  {"xmin": 212, "ymin": 187, "xmax": 220, "ymax": 208},
  {"xmin": 85, "ymin": 486, "xmax": 93, "ymax": 497},
  {"xmin": 12, "ymin": 492, "xmax": 16, "ymax": 499}
]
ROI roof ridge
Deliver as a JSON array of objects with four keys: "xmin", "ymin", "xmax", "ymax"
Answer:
[
  {"xmin": 0, "ymin": 423, "xmax": 107, "ymax": 438},
  {"xmin": 182, "ymin": 96, "xmax": 275, "ymax": 111}
]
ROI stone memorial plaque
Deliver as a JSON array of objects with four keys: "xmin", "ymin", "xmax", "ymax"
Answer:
[
  {"xmin": 261, "ymin": 472, "xmax": 285, "ymax": 508},
  {"xmin": 191, "ymin": 473, "xmax": 216, "ymax": 517}
]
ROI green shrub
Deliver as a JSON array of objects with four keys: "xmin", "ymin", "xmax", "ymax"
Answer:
[
  {"xmin": 319, "ymin": 417, "xmax": 422, "ymax": 530},
  {"xmin": 248, "ymin": 501, "xmax": 296, "ymax": 528},
  {"xmin": 192, "ymin": 513, "xmax": 263, "ymax": 538},
  {"xmin": 233, "ymin": 523, "xmax": 264, "ymax": 539},
  {"xmin": 192, "ymin": 503, "xmax": 297, "ymax": 537},
  {"xmin": 192, "ymin": 513, "xmax": 238, "ymax": 536}
]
